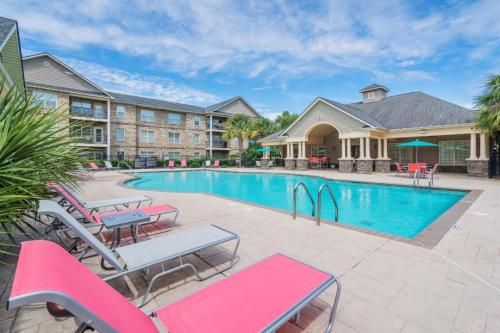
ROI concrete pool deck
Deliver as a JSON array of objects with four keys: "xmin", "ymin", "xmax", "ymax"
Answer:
[{"xmin": 1, "ymin": 168, "xmax": 499, "ymax": 332}]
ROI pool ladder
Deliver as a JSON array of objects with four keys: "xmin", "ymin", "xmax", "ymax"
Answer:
[{"xmin": 292, "ymin": 182, "xmax": 339, "ymax": 225}]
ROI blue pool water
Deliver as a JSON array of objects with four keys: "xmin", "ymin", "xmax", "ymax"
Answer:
[{"xmin": 125, "ymin": 171, "xmax": 467, "ymax": 238}]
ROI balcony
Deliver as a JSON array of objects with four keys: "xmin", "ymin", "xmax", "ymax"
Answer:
[
  {"xmin": 206, "ymin": 121, "xmax": 226, "ymax": 131},
  {"xmin": 70, "ymin": 106, "xmax": 107, "ymax": 120},
  {"xmin": 72, "ymin": 135, "xmax": 108, "ymax": 145}
]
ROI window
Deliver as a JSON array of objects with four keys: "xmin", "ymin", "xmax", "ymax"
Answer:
[
  {"xmin": 140, "ymin": 110, "xmax": 155, "ymax": 122},
  {"xmin": 141, "ymin": 151, "xmax": 155, "ymax": 157},
  {"xmin": 193, "ymin": 133, "xmax": 200, "ymax": 145},
  {"xmin": 116, "ymin": 151, "xmax": 125, "ymax": 160},
  {"xmin": 71, "ymin": 100, "xmax": 92, "ymax": 116},
  {"xmin": 32, "ymin": 91, "xmax": 57, "ymax": 108},
  {"xmin": 194, "ymin": 115, "xmax": 201, "ymax": 126},
  {"xmin": 439, "ymin": 140, "xmax": 470, "ymax": 165},
  {"xmin": 140, "ymin": 130, "xmax": 155, "ymax": 143},
  {"xmin": 94, "ymin": 103, "xmax": 104, "ymax": 118},
  {"xmin": 115, "ymin": 128, "xmax": 125, "ymax": 141},
  {"xmin": 167, "ymin": 152, "xmax": 181, "ymax": 160},
  {"xmin": 115, "ymin": 105, "xmax": 125, "ymax": 119},
  {"xmin": 168, "ymin": 112, "xmax": 181, "ymax": 125},
  {"xmin": 310, "ymin": 146, "xmax": 325, "ymax": 158},
  {"xmin": 194, "ymin": 152, "xmax": 200, "ymax": 159},
  {"xmin": 169, "ymin": 132, "xmax": 180, "ymax": 144},
  {"xmin": 389, "ymin": 143, "xmax": 412, "ymax": 164}
]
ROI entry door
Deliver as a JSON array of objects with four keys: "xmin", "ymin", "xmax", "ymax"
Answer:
[{"xmin": 94, "ymin": 128, "xmax": 103, "ymax": 143}]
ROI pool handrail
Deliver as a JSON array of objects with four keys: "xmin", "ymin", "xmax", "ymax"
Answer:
[
  {"xmin": 317, "ymin": 184, "xmax": 339, "ymax": 225},
  {"xmin": 292, "ymin": 182, "xmax": 315, "ymax": 219}
]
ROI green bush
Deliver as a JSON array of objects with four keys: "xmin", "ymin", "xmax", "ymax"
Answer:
[{"xmin": 187, "ymin": 159, "xmax": 203, "ymax": 168}]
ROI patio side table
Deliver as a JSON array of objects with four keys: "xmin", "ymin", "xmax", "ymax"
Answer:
[{"xmin": 100, "ymin": 210, "xmax": 150, "ymax": 247}]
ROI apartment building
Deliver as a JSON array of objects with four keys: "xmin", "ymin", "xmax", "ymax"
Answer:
[{"xmin": 22, "ymin": 53, "xmax": 260, "ymax": 160}]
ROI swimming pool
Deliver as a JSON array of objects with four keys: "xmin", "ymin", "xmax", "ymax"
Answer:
[{"xmin": 125, "ymin": 171, "xmax": 468, "ymax": 238}]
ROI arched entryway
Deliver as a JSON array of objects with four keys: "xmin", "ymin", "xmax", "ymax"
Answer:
[{"xmin": 305, "ymin": 122, "xmax": 341, "ymax": 167}]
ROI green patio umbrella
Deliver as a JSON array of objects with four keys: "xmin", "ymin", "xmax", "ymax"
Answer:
[{"xmin": 396, "ymin": 139, "xmax": 439, "ymax": 162}]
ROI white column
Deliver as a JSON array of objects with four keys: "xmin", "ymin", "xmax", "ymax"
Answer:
[
  {"xmin": 377, "ymin": 138, "xmax": 382, "ymax": 159},
  {"xmin": 366, "ymin": 137, "xmax": 371, "ymax": 159},
  {"xmin": 106, "ymin": 99, "xmax": 111, "ymax": 158},
  {"xmin": 298, "ymin": 142, "xmax": 302, "ymax": 159},
  {"xmin": 209, "ymin": 114, "xmax": 213, "ymax": 159},
  {"xmin": 347, "ymin": 139, "xmax": 352, "ymax": 158},
  {"xmin": 302, "ymin": 141, "xmax": 306, "ymax": 158},
  {"xmin": 360, "ymin": 137, "xmax": 365, "ymax": 159},
  {"xmin": 341, "ymin": 139, "xmax": 346, "ymax": 159},
  {"xmin": 469, "ymin": 133, "xmax": 477, "ymax": 160},
  {"xmin": 479, "ymin": 134, "xmax": 488, "ymax": 160},
  {"xmin": 383, "ymin": 138, "xmax": 388, "ymax": 159}
]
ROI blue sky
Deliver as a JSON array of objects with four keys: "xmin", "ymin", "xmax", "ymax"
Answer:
[{"xmin": 2, "ymin": 0, "xmax": 499, "ymax": 118}]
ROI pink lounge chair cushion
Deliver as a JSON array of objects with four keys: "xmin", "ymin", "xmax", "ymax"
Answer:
[
  {"xmin": 168, "ymin": 160, "xmax": 175, "ymax": 167},
  {"xmin": 94, "ymin": 204, "xmax": 177, "ymax": 223},
  {"xmin": 181, "ymin": 160, "xmax": 187, "ymax": 167},
  {"xmin": 11, "ymin": 241, "xmax": 159, "ymax": 333},
  {"xmin": 89, "ymin": 162, "xmax": 100, "ymax": 170},
  {"xmin": 48, "ymin": 183, "xmax": 95, "ymax": 223},
  {"xmin": 156, "ymin": 253, "xmax": 331, "ymax": 333},
  {"xmin": 214, "ymin": 160, "xmax": 220, "ymax": 167}
]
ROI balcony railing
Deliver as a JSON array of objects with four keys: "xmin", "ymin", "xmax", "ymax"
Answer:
[
  {"xmin": 72, "ymin": 135, "xmax": 108, "ymax": 144},
  {"xmin": 70, "ymin": 106, "xmax": 107, "ymax": 119},
  {"xmin": 207, "ymin": 122, "xmax": 226, "ymax": 130},
  {"xmin": 207, "ymin": 141, "xmax": 228, "ymax": 148}
]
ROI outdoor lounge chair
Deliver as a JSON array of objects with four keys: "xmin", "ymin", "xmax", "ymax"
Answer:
[
  {"xmin": 89, "ymin": 162, "xmax": 102, "ymax": 171},
  {"xmin": 50, "ymin": 183, "xmax": 179, "ymax": 227},
  {"xmin": 50, "ymin": 183, "xmax": 152, "ymax": 213},
  {"xmin": 395, "ymin": 163, "xmax": 407, "ymax": 176},
  {"xmin": 37, "ymin": 200, "xmax": 240, "ymax": 306},
  {"xmin": 205, "ymin": 160, "xmax": 211, "ymax": 168},
  {"xmin": 104, "ymin": 161, "xmax": 119, "ymax": 170},
  {"xmin": 256, "ymin": 160, "xmax": 262, "ymax": 168},
  {"xmin": 180, "ymin": 160, "xmax": 187, "ymax": 168},
  {"xmin": 214, "ymin": 160, "xmax": 220, "ymax": 168},
  {"xmin": 8, "ymin": 240, "xmax": 340, "ymax": 333},
  {"xmin": 167, "ymin": 160, "xmax": 175, "ymax": 168}
]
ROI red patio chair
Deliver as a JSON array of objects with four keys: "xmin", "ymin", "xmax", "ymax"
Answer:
[
  {"xmin": 408, "ymin": 163, "xmax": 420, "ymax": 175},
  {"xmin": 309, "ymin": 156, "xmax": 319, "ymax": 168},
  {"xmin": 168, "ymin": 160, "xmax": 175, "ymax": 168},
  {"xmin": 395, "ymin": 163, "xmax": 406, "ymax": 175},
  {"xmin": 8, "ymin": 240, "xmax": 341, "ymax": 333},
  {"xmin": 180, "ymin": 160, "xmax": 187, "ymax": 168},
  {"xmin": 320, "ymin": 156, "xmax": 329, "ymax": 168}
]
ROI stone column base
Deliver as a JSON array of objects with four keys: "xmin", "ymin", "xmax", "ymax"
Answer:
[
  {"xmin": 284, "ymin": 159, "xmax": 296, "ymax": 170},
  {"xmin": 296, "ymin": 159, "xmax": 308, "ymax": 170},
  {"xmin": 466, "ymin": 159, "xmax": 489, "ymax": 177},
  {"xmin": 375, "ymin": 159, "xmax": 391, "ymax": 173},
  {"xmin": 357, "ymin": 159, "xmax": 373, "ymax": 174},
  {"xmin": 339, "ymin": 159, "xmax": 353, "ymax": 173}
]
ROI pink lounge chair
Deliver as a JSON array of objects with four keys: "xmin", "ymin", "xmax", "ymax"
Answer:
[
  {"xmin": 180, "ymin": 160, "xmax": 187, "ymax": 168},
  {"xmin": 309, "ymin": 156, "xmax": 319, "ymax": 168},
  {"xmin": 395, "ymin": 163, "xmax": 406, "ymax": 175},
  {"xmin": 89, "ymin": 162, "xmax": 101, "ymax": 171},
  {"xmin": 49, "ymin": 183, "xmax": 179, "ymax": 227},
  {"xmin": 214, "ymin": 160, "xmax": 220, "ymax": 168},
  {"xmin": 167, "ymin": 160, "xmax": 175, "ymax": 168},
  {"xmin": 8, "ymin": 240, "xmax": 341, "ymax": 333}
]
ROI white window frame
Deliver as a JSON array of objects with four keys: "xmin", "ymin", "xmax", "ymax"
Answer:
[
  {"xmin": 32, "ymin": 91, "xmax": 57, "ymax": 109},
  {"xmin": 194, "ymin": 115, "xmax": 201, "ymax": 126},
  {"xmin": 168, "ymin": 132, "xmax": 181, "ymax": 144},
  {"xmin": 168, "ymin": 112, "xmax": 181, "ymax": 125},
  {"xmin": 141, "ymin": 151, "xmax": 155, "ymax": 157},
  {"xmin": 439, "ymin": 140, "xmax": 470, "ymax": 165},
  {"xmin": 140, "ymin": 129, "xmax": 155, "ymax": 143},
  {"xmin": 140, "ymin": 110, "xmax": 155, "ymax": 122},
  {"xmin": 193, "ymin": 133, "xmax": 200, "ymax": 145},
  {"xmin": 115, "ymin": 105, "xmax": 125, "ymax": 119},
  {"xmin": 115, "ymin": 128, "xmax": 125, "ymax": 142}
]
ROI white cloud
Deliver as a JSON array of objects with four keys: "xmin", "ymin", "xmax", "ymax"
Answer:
[
  {"xmin": 400, "ymin": 70, "xmax": 438, "ymax": 82},
  {"xmin": 62, "ymin": 58, "xmax": 220, "ymax": 105},
  {"xmin": 2, "ymin": 0, "xmax": 499, "ymax": 82}
]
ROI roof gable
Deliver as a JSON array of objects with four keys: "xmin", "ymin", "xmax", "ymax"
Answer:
[
  {"xmin": 206, "ymin": 96, "xmax": 260, "ymax": 118},
  {"xmin": 22, "ymin": 53, "xmax": 110, "ymax": 97}
]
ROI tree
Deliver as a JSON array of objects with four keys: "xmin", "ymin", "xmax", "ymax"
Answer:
[
  {"xmin": 222, "ymin": 114, "xmax": 257, "ymax": 165},
  {"xmin": 475, "ymin": 75, "xmax": 500, "ymax": 137},
  {"xmin": 0, "ymin": 76, "xmax": 84, "ymax": 256},
  {"xmin": 253, "ymin": 117, "xmax": 276, "ymax": 138},
  {"xmin": 274, "ymin": 111, "xmax": 299, "ymax": 130}
]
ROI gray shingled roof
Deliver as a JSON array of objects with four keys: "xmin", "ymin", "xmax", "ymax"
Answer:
[
  {"xmin": 320, "ymin": 97, "xmax": 386, "ymax": 128},
  {"xmin": 108, "ymin": 91, "xmax": 206, "ymax": 113},
  {"xmin": 359, "ymin": 83, "xmax": 389, "ymax": 92},
  {"xmin": 0, "ymin": 16, "xmax": 16, "ymax": 49},
  {"xmin": 347, "ymin": 92, "xmax": 477, "ymax": 129},
  {"xmin": 204, "ymin": 97, "xmax": 240, "ymax": 113},
  {"xmin": 27, "ymin": 81, "xmax": 109, "ymax": 97},
  {"xmin": 259, "ymin": 129, "xmax": 286, "ymax": 142}
]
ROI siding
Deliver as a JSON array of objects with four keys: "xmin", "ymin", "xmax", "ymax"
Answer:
[
  {"xmin": 217, "ymin": 99, "xmax": 259, "ymax": 118},
  {"xmin": 286, "ymin": 100, "xmax": 366, "ymax": 138},
  {"xmin": 0, "ymin": 29, "xmax": 24, "ymax": 91},
  {"xmin": 23, "ymin": 55, "xmax": 103, "ymax": 95}
]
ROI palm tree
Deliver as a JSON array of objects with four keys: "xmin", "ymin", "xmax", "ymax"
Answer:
[
  {"xmin": 476, "ymin": 75, "xmax": 500, "ymax": 137},
  {"xmin": 0, "ymin": 76, "xmax": 84, "ymax": 257},
  {"xmin": 253, "ymin": 117, "xmax": 276, "ymax": 138},
  {"xmin": 222, "ymin": 114, "xmax": 257, "ymax": 165}
]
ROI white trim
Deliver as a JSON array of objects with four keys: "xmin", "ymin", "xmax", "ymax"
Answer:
[
  {"xmin": 0, "ymin": 25, "xmax": 16, "ymax": 52},
  {"xmin": 25, "ymin": 83, "xmax": 111, "ymax": 101},
  {"xmin": 208, "ymin": 96, "xmax": 261, "ymax": 118},
  {"xmin": 22, "ymin": 53, "xmax": 113, "ymax": 98}
]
